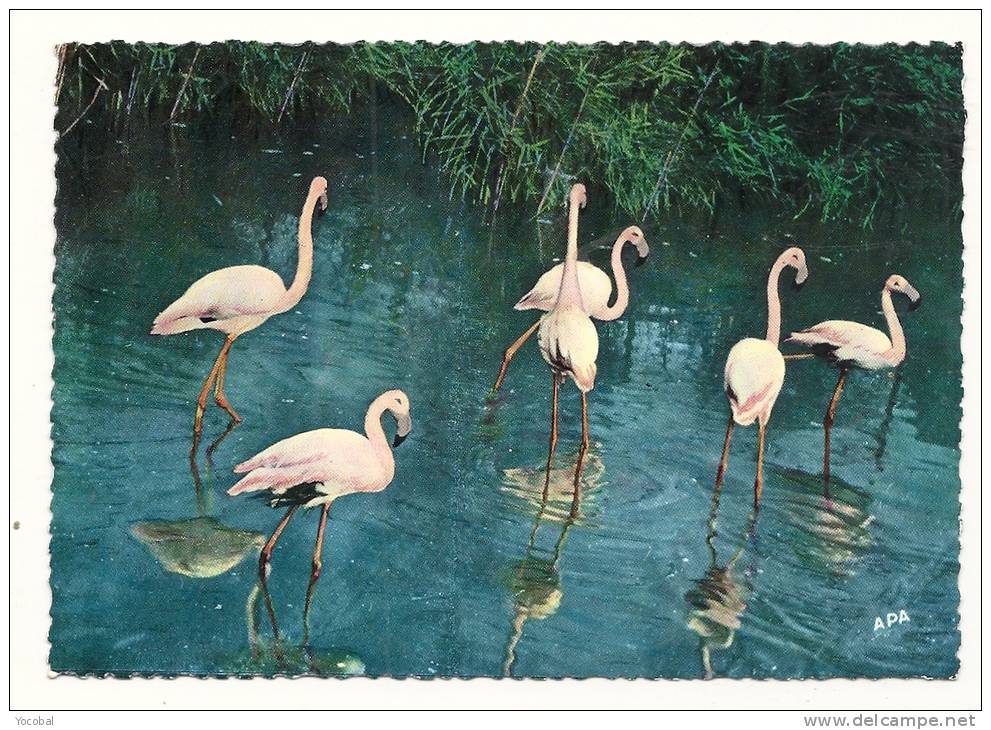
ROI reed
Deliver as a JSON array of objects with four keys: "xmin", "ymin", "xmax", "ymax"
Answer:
[{"xmin": 55, "ymin": 41, "xmax": 964, "ymax": 229}]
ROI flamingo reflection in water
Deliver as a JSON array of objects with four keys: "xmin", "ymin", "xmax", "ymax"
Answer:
[
  {"xmin": 684, "ymin": 479, "xmax": 759, "ymax": 679},
  {"xmin": 498, "ymin": 445, "xmax": 606, "ymax": 676},
  {"xmin": 130, "ymin": 432, "xmax": 264, "ymax": 579},
  {"xmin": 242, "ymin": 581, "xmax": 366, "ymax": 676}
]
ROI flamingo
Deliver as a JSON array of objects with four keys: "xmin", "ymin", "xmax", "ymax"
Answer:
[
  {"xmin": 226, "ymin": 388, "xmax": 412, "ymax": 627},
  {"xmin": 491, "ymin": 225, "xmax": 649, "ymax": 393},
  {"xmin": 537, "ymin": 183, "xmax": 600, "ymax": 518},
  {"xmin": 716, "ymin": 247, "xmax": 808, "ymax": 508},
  {"xmin": 786, "ymin": 274, "xmax": 921, "ymax": 492},
  {"xmin": 151, "ymin": 175, "xmax": 329, "ymax": 439}
]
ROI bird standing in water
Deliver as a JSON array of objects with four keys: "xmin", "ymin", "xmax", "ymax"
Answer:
[
  {"xmin": 151, "ymin": 176, "xmax": 328, "ymax": 440},
  {"xmin": 492, "ymin": 224, "xmax": 649, "ymax": 393},
  {"xmin": 537, "ymin": 183, "xmax": 599, "ymax": 518},
  {"xmin": 717, "ymin": 247, "xmax": 808, "ymax": 508},
  {"xmin": 786, "ymin": 274, "xmax": 921, "ymax": 493},
  {"xmin": 227, "ymin": 389, "xmax": 412, "ymax": 631}
]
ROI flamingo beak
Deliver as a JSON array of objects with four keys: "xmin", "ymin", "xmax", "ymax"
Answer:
[
  {"xmin": 318, "ymin": 191, "xmax": 329, "ymax": 215},
  {"xmin": 634, "ymin": 238, "xmax": 650, "ymax": 267},
  {"xmin": 792, "ymin": 266, "xmax": 809, "ymax": 291},
  {"xmin": 909, "ymin": 293, "xmax": 922, "ymax": 311},
  {"xmin": 393, "ymin": 413, "xmax": 412, "ymax": 448}
]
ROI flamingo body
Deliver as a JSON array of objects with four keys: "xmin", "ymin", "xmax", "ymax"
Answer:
[
  {"xmin": 227, "ymin": 389, "xmax": 412, "ymax": 509},
  {"xmin": 787, "ymin": 320, "xmax": 898, "ymax": 370},
  {"xmin": 514, "ymin": 226, "xmax": 648, "ymax": 321},
  {"xmin": 538, "ymin": 307, "xmax": 599, "ymax": 393},
  {"xmin": 150, "ymin": 176, "xmax": 328, "ymax": 436},
  {"xmin": 516, "ymin": 262, "xmax": 613, "ymax": 315},
  {"xmin": 785, "ymin": 275, "xmax": 920, "ymax": 491},
  {"xmin": 150, "ymin": 265, "xmax": 288, "ymax": 337},
  {"xmin": 724, "ymin": 337, "xmax": 785, "ymax": 426}
]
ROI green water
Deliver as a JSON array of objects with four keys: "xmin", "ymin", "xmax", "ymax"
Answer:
[{"xmin": 51, "ymin": 113, "xmax": 961, "ymax": 678}]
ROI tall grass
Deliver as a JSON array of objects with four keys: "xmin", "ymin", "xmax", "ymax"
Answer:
[{"xmin": 55, "ymin": 41, "xmax": 964, "ymax": 229}]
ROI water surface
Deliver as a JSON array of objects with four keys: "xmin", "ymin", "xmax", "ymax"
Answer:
[{"xmin": 51, "ymin": 114, "xmax": 961, "ymax": 678}]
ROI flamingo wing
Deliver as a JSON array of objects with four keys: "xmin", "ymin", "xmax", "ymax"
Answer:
[
  {"xmin": 151, "ymin": 265, "xmax": 288, "ymax": 334},
  {"xmin": 724, "ymin": 338, "xmax": 785, "ymax": 426},
  {"xmin": 228, "ymin": 428, "xmax": 380, "ymax": 497},
  {"xmin": 514, "ymin": 262, "xmax": 611, "ymax": 314},
  {"xmin": 787, "ymin": 320, "xmax": 892, "ymax": 366}
]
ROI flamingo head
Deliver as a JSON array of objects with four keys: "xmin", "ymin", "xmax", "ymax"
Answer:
[
  {"xmin": 885, "ymin": 275, "xmax": 922, "ymax": 310},
  {"xmin": 311, "ymin": 176, "xmax": 329, "ymax": 213},
  {"xmin": 779, "ymin": 246, "xmax": 809, "ymax": 290},
  {"xmin": 621, "ymin": 226, "xmax": 650, "ymax": 266},
  {"xmin": 569, "ymin": 183, "xmax": 587, "ymax": 210},
  {"xmin": 383, "ymin": 389, "xmax": 413, "ymax": 447}
]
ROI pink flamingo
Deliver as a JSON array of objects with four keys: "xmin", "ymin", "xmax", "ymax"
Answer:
[
  {"xmin": 716, "ymin": 247, "xmax": 809, "ymax": 508},
  {"xmin": 491, "ymin": 225, "xmax": 648, "ymax": 393},
  {"xmin": 786, "ymin": 274, "xmax": 921, "ymax": 491},
  {"xmin": 151, "ymin": 176, "xmax": 329, "ymax": 439},
  {"xmin": 227, "ymin": 389, "xmax": 412, "ymax": 620},
  {"xmin": 537, "ymin": 183, "xmax": 600, "ymax": 518}
]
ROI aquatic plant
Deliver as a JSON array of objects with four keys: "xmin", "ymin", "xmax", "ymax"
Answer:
[{"xmin": 54, "ymin": 41, "xmax": 964, "ymax": 228}]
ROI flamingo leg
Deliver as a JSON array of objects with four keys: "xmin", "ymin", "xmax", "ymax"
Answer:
[
  {"xmin": 541, "ymin": 374, "xmax": 560, "ymax": 502},
  {"xmin": 303, "ymin": 502, "xmax": 332, "ymax": 647},
  {"xmin": 194, "ymin": 337, "xmax": 233, "ymax": 438},
  {"xmin": 754, "ymin": 416, "xmax": 767, "ymax": 509},
  {"xmin": 714, "ymin": 413, "xmax": 734, "ymax": 489},
  {"xmin": 258, "ymin": 505, "xmax": 297, "ymax": 644},
  {"xmin": 259, "ymin": 505, "xmax": 298, "ymax": 584},
  {"xmin": 570, "ymin": 391, "xmax": 590, "ymax": 518},
  {"xmin": 213, "ymin": 335, "xmax": 241, "ymax": 423},
  {"xmin": 492, "ymin": 320, "xmax": 541, "ymax": 393},
  {"xmin": 823, "ymin": 368, "xmax": 849, "ymax": 495}
]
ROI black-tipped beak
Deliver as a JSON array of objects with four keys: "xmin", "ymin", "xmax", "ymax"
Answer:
[
  {"xmin": 392, "ymin": 432, "xmax": 408, "ymax": 448},
  {"xmin": 792, "ymin": 279, "xmax": 805, "ymax": 292},
  {"xmin": 318, "ymin": 192, "xmax": 329, "ymax": 215},
  {"xmin": 909, "ymin": 295, "xmax": 922, "ymax": 311},
  {"xmin": 635, "ymin": 254, "xmax": 647, "ymax": 268}
]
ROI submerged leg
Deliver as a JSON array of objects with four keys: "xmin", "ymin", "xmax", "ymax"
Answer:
[
  {"xmin": 213, "ymin": 335, "xmax": 241, "ymax": 423},
  {"xmin": 714, "ymin": 412, "xmax": 735, "ymax": 490},
  {"xmin": 570, "ymin": 391, "xmax": 590, "ymax": 518},
  {"xmin": 303, "ymin": 502, "xmax": 332, "ymax": 646},
  {"xmin": 823, "ymin": 368, "xmax": 849, "ymax": 496},
  {"xmin": 754, "ymin": 416, "xmax": 767, "ymax": 509},
  {"xmin": 492, "ymin": 320, "xmax": 541, "ymax": 394},
  {"xmin": 194, "ymin": 336, "xmax": 234, "ymax": 437},
  {"xmin": 541, "ymin": 374, "xmax": 561, "ymax": 502}
]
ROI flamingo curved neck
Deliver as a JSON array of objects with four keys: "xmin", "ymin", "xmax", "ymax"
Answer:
[
  {"xmin": 881, "ymin": 289, "xmax": 906, "ymax": 363},
  {"xmin": 556, "ymin": 197, "xmax": 584, "ymax": 310},
  {"xmin": 596, "ymin": 234, "xmax": 632, "ymax": 321},
  {"xmin": 765, "ymin": 259, "xmax": 785, "ymax": 345},
  {"xmin": 280, "ymin": 189, "xmax": 320, "ymax": 312},
  {"xmin": 364, "ymin": 398, "xmax": 392, "ymax": 454}
]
